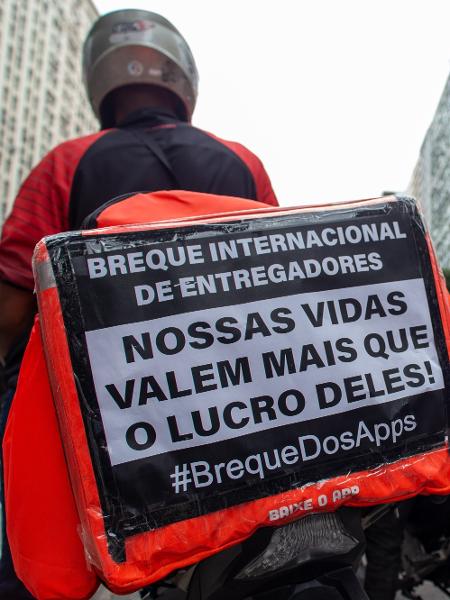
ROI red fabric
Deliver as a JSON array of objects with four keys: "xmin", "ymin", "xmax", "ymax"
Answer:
[
  {"xmin": 0, "ymin": 131, "xmax": 106, "ymax": 290},
  {"xmin": 2, "ymin": 319, "xmax": 99, "ymax": 599}
]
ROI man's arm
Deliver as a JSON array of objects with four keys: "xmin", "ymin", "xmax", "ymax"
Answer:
[
  {"xmin": 0, "ymin": 151, "xmax": 63, "ymax": 365},
  {"xmin": 0, "ymin": 282, "xmax": 35, "ymax": 362},
  {"xmin": 0, "ymin": 133, "xmax": 106, "ymax": 369}
]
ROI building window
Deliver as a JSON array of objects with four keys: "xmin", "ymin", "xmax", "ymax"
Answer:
[
  {"xmin": 59, "ymin": 114, "xmax": 70, "ymax": 138},
  {"xmin": 46, "ymin": 90, "xmax": 56, "ymax": 106}
]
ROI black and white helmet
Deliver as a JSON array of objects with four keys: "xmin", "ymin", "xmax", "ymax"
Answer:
[{"xmin": 83, "ymin": 9, "xmax": 199, "ymax": 123}]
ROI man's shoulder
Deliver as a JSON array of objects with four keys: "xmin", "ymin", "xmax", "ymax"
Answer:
[
  {"xmin": 24, "ymin": 130, "xmax": 112, "ymax": 189},
  {"xmin": 50, "ymin": 130, "xmax": 109, "ymax": 159},
  {"xmin": 197, "ymin": 128, "xmax": 264, "ymax": 167},
  {"xmin": 193, "ymin": 127, "xmax": 277, "ymax": 206},
  {"xmin": 201, "ymin": 128, "xmax": 262, "ymax": 159}
]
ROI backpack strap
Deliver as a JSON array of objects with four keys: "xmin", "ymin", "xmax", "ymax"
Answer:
[{"xmin": 127, "ymin": 128, "xmax": 180, "ymax": 187}]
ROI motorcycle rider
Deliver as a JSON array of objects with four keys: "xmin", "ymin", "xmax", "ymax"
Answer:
[{"xmin": 0, "ymin": 9, "xmax": 277, "ymax": 597}]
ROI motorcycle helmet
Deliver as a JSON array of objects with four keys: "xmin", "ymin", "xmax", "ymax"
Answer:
[{"xmin": 82, "ymin": 9, "xmax": 199, "ymax": 126}]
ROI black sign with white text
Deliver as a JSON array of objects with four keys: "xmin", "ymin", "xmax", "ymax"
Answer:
[{"xmin": 45, "ymin": 198, "xmax": 450, "ymax": 546}]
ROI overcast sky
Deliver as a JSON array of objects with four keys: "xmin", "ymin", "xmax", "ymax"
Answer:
[{"xmin": 94, "ymin": 0, "xmax": 450, "ymax": 206}]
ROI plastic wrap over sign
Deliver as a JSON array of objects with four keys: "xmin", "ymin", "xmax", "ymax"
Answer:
[{"xmin": 33, "ymin": 194, "xmax": 450, "ymax": 591}]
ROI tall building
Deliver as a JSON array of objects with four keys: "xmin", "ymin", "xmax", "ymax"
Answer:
[
  {"xmin": 0, "ymin": 0, "xmax": 99, "ymax": 222},
  {"xmin": 408, "ymin": 77, "xmax": 450, "ymax": 271}
]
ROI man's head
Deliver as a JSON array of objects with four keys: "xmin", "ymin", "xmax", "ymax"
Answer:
[{"xmin": 83, "ymin": 9, "xmax": 199, "ymax": 128}]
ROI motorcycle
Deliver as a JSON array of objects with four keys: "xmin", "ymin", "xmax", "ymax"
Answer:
[
  {"xmin": 140, "ymin": 497, "xmax": 450, "ymax": 600},
  {"xmin": 141, "ymin": 507, "xmax": 370, "ymax": 600}
]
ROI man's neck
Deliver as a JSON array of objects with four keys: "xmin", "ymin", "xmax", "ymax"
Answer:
[
  {"xmin": 113, "ymin": 86, "xmax": 181, "ymax": 124},
  {"xmin": 117, "ymin": 106, "xmax": 179, "ymax": 127}
]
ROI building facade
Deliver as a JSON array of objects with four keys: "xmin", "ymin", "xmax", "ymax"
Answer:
[
  {"xmin": 408, "ymin": 77, "xmax": 450, "ymax": 271},
  {"xmin": 0, "ymin": 0, "xmax": 99, "ymax": 222}
]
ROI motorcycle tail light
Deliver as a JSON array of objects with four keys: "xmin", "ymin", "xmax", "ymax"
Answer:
[{"xmin": 236, "ymin": 512, "xmax": 358, "ymax": 580}]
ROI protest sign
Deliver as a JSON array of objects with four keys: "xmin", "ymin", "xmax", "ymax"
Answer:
[{"xmin": 38, "ymin": 196, "xmax": 450, "ymax": 550}]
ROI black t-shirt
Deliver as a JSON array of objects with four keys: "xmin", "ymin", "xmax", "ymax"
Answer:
[{"xmin": 69, "ymin": 108, "xmax": 274, "ymax": 228}]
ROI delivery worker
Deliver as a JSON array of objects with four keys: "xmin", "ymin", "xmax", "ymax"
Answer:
[{"xmin": 0, "ymin": 9, "xmax": 277, "ymax": 597}]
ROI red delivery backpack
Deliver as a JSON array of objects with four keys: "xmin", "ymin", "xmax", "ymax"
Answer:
[{"xmin": 4, "ymin": 191, "xmax": 450, "ymax": 599}]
